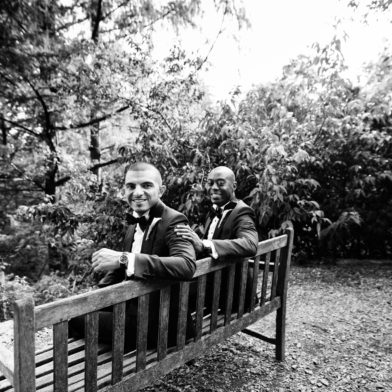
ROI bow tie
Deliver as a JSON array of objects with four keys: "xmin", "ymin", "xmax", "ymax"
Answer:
[
  {"xmin": 210, "ymin": 201, "xmax": 237, "ymax": 219},
  {"xmin": 126, "ymin": 215, "xmax": 149, "ymax": 231}
]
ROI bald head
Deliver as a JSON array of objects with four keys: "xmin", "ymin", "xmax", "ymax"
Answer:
[
  {"xmin": 209, "ymin": 166, "xmax": 235, "ymax": 182},
  {"xmin": 206, "ymin": 166, "xmax": 237, "ymax": 206}
]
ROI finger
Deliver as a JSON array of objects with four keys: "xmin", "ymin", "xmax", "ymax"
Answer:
[
  {"xmin": 92, "ymin": 254, "xmax": 99, "ymax": 264},
  {"xmin": 92, "ymin": 248, "xmax": 104, "ymax": 261},
  {"xmin": 180, "ymin": 233, "xmax": 194, "ymax": 241},
  {"xmin": 175, "ymin": 228, "xmax": 189, "ymax": 234},
  {"xmin": 92, "ymin": 258, "xmax": 100, "ymax": 268},
  {"xmin": 176, "ymin": 224, "xmax": 188, "ymax": 229}
]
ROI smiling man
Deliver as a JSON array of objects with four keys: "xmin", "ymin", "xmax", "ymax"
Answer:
[
  {"xmin": 69, "ymin": 162, "xmax": 196, "ymax": 350},
  {"xmin": 93, "ymin": 162, "xmax": 196, "ymax": 281},
  {"xmin": 175, "ymin": 166, "xmax": 258, "ymax": 259},
  {"xmin": 175, "ymin": 166, "xmax": 258, "ymax": 314}
]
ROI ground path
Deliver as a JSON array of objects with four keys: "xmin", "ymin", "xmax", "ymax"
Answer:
[{"xmin": 143, "ymin": 264, "xmax": 392, "ymax": 392}]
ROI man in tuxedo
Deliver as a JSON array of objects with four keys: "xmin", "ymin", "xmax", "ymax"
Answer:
[
  {"xmin": 69, "ymin": 162, "xmax": 196, "ymax": 350},
  {"xmin": 175, "ymin": 166, "xmax": 258, "ymax": 311}
]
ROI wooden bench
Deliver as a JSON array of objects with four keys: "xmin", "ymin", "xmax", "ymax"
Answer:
[{"xmin": 0, "ymin": 228, "xmax": 293, "ymax": 392}]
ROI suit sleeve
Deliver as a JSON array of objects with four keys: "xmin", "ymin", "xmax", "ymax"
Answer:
[
  {"xmin": 133, "ymin": 214, "xmax": 196, "ymax": 280},
  {"xmin": 211, "ymin": 207, "xmax": 258, "ymax": 258}
]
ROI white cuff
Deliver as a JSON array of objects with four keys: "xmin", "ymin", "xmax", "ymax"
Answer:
[
  {"xmin": 126, "ymin": 253, "xmax": 135, "ymax": 277},
  {"xmin": 202, "ymin": 239, "xmax": 219, "ymax": 259}
]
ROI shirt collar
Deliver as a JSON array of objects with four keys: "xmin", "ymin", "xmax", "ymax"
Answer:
[
  {"xmin": 132, "ymin": 210, "xmax": 150, "ymax": 220},
  {"xmin": 212, "ymin": 200, "xmax": 237, "ymax": 211}
]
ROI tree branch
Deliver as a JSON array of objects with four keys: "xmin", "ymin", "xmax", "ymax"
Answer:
[
  {"xmin": 88, "ymin": 158, "xmax": 119, "ymax": 171},
  {"xmin": 91, "ymin": 0, "xmax": 103, "ymax": 42},
  {"xmin": 54, "ymin": 104, "xmax": 132, "ymax": 131},
  {"xmin": 192, "ymin": 5, "xmax": 228, "ymax": 74},
  {"xmin": 25, "ymin": 78, "xmax": 57, "ymax": 152},
  {"xmin": 1, "ymin": 117, "xmax": 41, "ymax": 137}
]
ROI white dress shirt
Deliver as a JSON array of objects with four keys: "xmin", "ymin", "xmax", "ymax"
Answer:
[
  {"xmin": 126, "ymin": 211, "xmax": 149, "ymax": 277},
  {"xmin": 202, "ymin": 202, "xmax": 233, "ymax": 259}
]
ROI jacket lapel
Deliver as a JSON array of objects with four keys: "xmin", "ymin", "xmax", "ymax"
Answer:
[
  {"xmin": 141, "ymin": 201, "xmax": 165, "ymax": 253},
  {"xmin": 203, "ymin": 214, "xmax": 213, "ymax": 239},
  {"xmin": 212, "ymin": 200, "xmax": 238, "ymax": 239},
  {"xmin": 123, "ymin": 224, "xmax": 136, "ymax": 252}
]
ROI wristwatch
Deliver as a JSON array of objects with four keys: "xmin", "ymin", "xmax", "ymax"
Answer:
[{"xmin": 119, "ymin": 252, "xmax": 129, "ymax": 269}]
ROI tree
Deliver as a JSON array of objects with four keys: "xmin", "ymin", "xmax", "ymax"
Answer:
[{"xmin": 0, "ymin": 0, "xmax": 245, "ymax": 204}]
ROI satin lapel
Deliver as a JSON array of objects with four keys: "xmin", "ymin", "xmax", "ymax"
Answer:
[
  {"xmin": 213, "ymin": 209, "xmax": 235, "ymax": 239},
  {"xmin": 140, "ymin": 201, "xmax": 165, "ymax": 253},
  {"xmin": 123, "ymin": 225, "xmax": 136, "ymax": 252},
  {"xmin": 203, "ymin": 214, "xmax": 213, "ymax": 239}
]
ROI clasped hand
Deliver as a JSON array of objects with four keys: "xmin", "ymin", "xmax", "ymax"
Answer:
[{"xmin": 92, "ymin": 248, "xmax": 122, "ymax": 272}]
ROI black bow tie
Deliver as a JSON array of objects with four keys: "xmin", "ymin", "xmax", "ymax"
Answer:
[
  {"xmin": 210, "ymin": 206, "xmax": 223, "ymax": 219},
  {"xmin": 126, "ymin": 215, "xmax": 149, "ymax": 231},
  {"xmin": 210, "ymin": 201, "xmax": 237, "ymax": 219}
]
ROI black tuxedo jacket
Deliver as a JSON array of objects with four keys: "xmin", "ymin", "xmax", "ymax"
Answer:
[
  {"xmin": 122, "ymin": 200, "xmax": 196, "ymax": 280},
  {"xmin": 203, "ymin": 199, "xmax": 258, "ymax": 258},
  {"xmin": 201, "ymin": 199, "xmax": 259, "ymax": 313}
]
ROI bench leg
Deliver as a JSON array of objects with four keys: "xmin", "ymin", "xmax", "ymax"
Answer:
[{"xmin": 275, "ymin": 305, "xmax": 286, "ymax": 361}]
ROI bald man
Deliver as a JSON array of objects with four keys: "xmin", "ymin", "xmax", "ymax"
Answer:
[
  {"xmin": 175, "ymin": 166, "xmax": 258, "ymax": 312},
  {"xmin": 175, "ymin": 166, "xmax": 258, "ymax": 260}
]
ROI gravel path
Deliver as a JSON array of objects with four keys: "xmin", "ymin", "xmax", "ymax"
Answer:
[{"xmin": 143, "ymin": 264, "xmax": 392, "ymax": 392}]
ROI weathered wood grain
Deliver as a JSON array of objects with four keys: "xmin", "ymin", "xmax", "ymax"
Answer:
[
  {"xmin": 157, "ymin": 287, "xmax": 170, "ymax": 360},
  {"xmin": 53, "ymin": 321, "xmax": 68, "ymax": 392},
  {"xmin": 13, "ymin": 298, "xmax": 35, "ymax": 392},
  {"xmin": 112, "ymin": 302, "xmax": 126, "ymax": 383}
]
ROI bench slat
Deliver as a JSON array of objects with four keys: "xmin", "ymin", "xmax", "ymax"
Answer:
[
  {"xmin": 237, "ymin": 261, "xmax": 248, "ymax": 318},
  {"xmin": 36, "ymin": 344, "xmax": 113, "ymax": 391},
  {"xmin": 136, "ymin": 295, "xmax": 149, "ymax": 372},
  {"xmin": 35, "ymin": 341, "xmax": 111, "ymax": 389},
  {"xmin": 210, "ymin": 270, "xmax": 221, "ymax": 333},
  {"xmin": 224, "ymin": 264, "xmax": 235, "ymax": 326},
  {"xmin": 0, "ymin": 345, "xmax": 13, "ymax": 386},
  {"xmin": 176, "ymin": 282, "xmax": 190, "ymax": 350},
  {"xmin": 85, "ymin": 312, "xmax": 99, "ymax": 392},
  {"xmin": 157, "ymin": 287, "xmax": 170, "ymax": 360},
  {"xmin": 195, "ymin": 275, "xmax": 207, "ymax": 341},
  {"xmin": 112, "ymin": 302, "xmax": 126, "ymax": 384},
  {"xmin": 249, "ymin": 255, "xmax": 260, "ymax": 311},
  {"xmin": 260, "ymin": 252, "xmax": 271, "ymax": 306},
  {"xmin": 271, "ymin": 249, "xmax": 281, "ymax": 299},
  {"xmin": 53, "ymin": 320, "xmax": 68, "ymax": 392}
]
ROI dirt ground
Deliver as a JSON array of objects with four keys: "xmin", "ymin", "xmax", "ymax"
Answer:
[{"xmin": 142, "ymin": 263, "xmax": 392, "ymax": 392}]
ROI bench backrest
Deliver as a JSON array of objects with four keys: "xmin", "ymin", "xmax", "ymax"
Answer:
[{"xmin": 6, "ymin": 228, "xmax": 293, "ymax": 392}]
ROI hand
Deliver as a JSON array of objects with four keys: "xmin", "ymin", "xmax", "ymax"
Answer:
[
  {"xmin": 174, "ymin": 224, "xmax": 204, "ymax": 254},
  {"xmin": 92, "ymin": 248, "xmax": 122, "ymax": 273}
]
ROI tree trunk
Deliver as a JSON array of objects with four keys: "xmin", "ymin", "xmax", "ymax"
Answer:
[
  {"xmin": 89, "ymin": 0, "xmax": 103, "ymax": 185},
  {"xmin": 1, "ymin": 117, "xmax": 6, "ymax": 145}
]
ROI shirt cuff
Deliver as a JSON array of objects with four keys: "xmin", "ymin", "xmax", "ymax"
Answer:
[
  {"xmin": 126, "ymin": 253, "xmax": 135, "ymax": 277},
  {"xmin": 202, "ymin": 240, "xmax": 218, "ymax": 259}
]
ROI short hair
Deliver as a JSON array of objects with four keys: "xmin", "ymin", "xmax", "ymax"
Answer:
[{"xmin": 124, "ymin": 162, "xmax": 163, "ymax": 186}]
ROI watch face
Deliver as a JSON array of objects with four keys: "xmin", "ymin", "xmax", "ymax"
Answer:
[{"xmin": 120, "ymin": 253, "xmax": 128, "ymax": 265}]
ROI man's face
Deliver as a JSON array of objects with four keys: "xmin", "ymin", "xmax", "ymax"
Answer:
[
  {"xmin": 124, "ymin": 169, "xmax": 165, "ymax": 214},
  {"xmin": 205, "ymin": 168, "xmax": 236, "ymax": 207}
]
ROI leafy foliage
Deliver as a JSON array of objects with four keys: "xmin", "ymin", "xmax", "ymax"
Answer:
[{"xmin": 1, "ymin": 1, "xmax": 392, "ymax": 297}]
